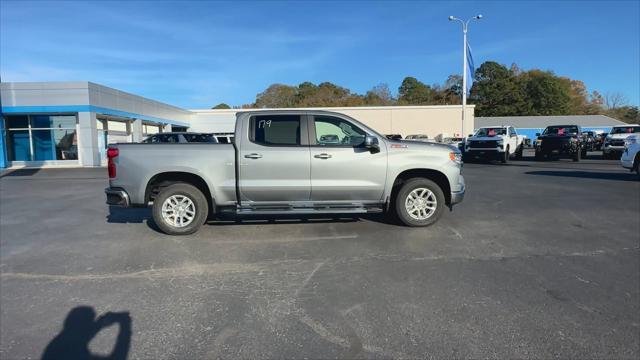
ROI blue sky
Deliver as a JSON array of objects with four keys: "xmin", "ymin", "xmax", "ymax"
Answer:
[{"xmin": 1, "ymin": 0, "xmax": 639, "ymax": 108}]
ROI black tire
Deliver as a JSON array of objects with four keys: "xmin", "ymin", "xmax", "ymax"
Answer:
[
  {"xmin": 581, "ymin": 148, "xmax": 588, "ymax": 158},
  {"xmin": 515, "ymin": 144, "xmax": 524, "ymax": 159},
  {"xmin": 535, "ymin": 152, "xmax": 544, "ymax": 161},
  {"xmin": 602, "ymin": 152, "xmax": 609, "ymax": 160},
  {"xmin": 152, "ymin": 183, "xmax": 209, "ymax": 235},
  {"xmin": 501, "ymin": 148, "xmax": 509, "ymax": 163},
  {"xmin": 393, "ymin": 178, "xmax": 446, "ymax": 227},
  {"xmin": 634, "ymin": 154, "xmax": 640, "ymax": 177},
  {"xmin": 573, "ymin": 149, "xmax": 581, "ymax": 162}
]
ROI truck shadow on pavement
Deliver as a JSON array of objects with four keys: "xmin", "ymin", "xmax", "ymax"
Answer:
[
  {"xmin": 41, "ymin": 306, "xmax": 131, "ymax": 360},
  {"xmin": 525, "ymin": 170, "xmax": 638, "ymax": 182}
]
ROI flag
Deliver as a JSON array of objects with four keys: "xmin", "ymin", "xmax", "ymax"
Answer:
[{"xmin": 466, "ymin": 41, "xmax": 475, "ymax": 95}]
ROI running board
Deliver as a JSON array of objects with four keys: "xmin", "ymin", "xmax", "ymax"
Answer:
[{"xmin": 233, "ymin": 205, "xmax": 383, "ymax": 215}]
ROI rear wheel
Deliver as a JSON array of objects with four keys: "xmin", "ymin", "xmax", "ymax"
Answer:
[
  {"xmin": 152, "ymin": 183, "xmax": 208, "ymax": 235},
  {"xmin": 394, "ymin": 178, "xmax": 445, "ymax": 227}
]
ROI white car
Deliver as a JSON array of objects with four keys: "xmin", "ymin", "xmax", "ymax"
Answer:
[
  {"xmin": 620, "ymin": 134, "xmax": 640, "ymax": 176},
  {"xmin": 603, "ymin": 124, "xmax": 640, "ymax": 159}
]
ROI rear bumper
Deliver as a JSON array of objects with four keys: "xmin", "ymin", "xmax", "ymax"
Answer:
[{"xmin": 105, "ymin": 187, "xmax": 130, "ymax": 207}]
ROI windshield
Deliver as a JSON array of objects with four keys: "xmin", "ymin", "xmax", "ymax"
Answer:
[
  {"xmin": 610, "ymin": 126, "xmax": 640, "ymax": 134},
  {"xmin": 543, "ymin": 126, "xmax": 579, "ymax": 136},
  {"xmin": 475, "ymin": 128, "xmax": 506, "ymax": 137}
]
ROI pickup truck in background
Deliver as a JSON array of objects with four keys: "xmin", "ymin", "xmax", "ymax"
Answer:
[
  {"xmin": 534, "ymin": 125, "xmax": 586, "ymax": 161},
  {"xmin": 463, "ymin": 126, "xmax": 525, "ymax": 163},
  {"xmin": 105, "ymin": 110, "xmax": 466, "ymax": 235},
  {"xmin": 603, "ymin": 124, "xmax": 640, "ymax": 159}
]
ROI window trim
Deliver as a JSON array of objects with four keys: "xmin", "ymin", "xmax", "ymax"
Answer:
[
  {"xmin": 248, "ymin": 114, "xmax": 309, "ymax": 147},
  {"xmin": 309, "ymin": 115, "xmax": 368, "ymax": 148}
]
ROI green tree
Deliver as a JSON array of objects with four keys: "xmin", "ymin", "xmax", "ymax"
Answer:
[
  {"xmin": 364, "ymin": 83, "xmax": 395, "ymax": 106},
  {"xmin": 521, "ymin": 70, "xmax": 572, "ymax": 115},
  {"xmin": 607, "ymin": 106, "xmax": 639, "ymax": 124},
  {"xmin": 211, "ymin": 103, "xmax": 231, "ymax": 109},
  {"xmin": 255, "ymin": 84, "xmax": 298, "ymax": 108},
  {"xmin": 470, "ymin": 61, "xmax": 527, "ymax": 116},
  {"xmin": 398, "ymin": 77, "xmax": 436, "ymax": 105}
]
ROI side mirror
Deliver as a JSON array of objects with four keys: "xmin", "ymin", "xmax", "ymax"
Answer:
[
  {"xmin": 364, "ymin": 135, "xmax": 380, "ymax": 153},
  {"xmin": 535, "ymin": 133, "xmax": 541, "ymax": 137},
  {"xmin": 468, "ymin": 134, "xmax": 473, "ymax": 138}
]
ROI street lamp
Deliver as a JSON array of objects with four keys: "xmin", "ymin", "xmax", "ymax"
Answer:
[{"xmin": 449, "ymin": 14, "xmax": 482, "ymax": 139}]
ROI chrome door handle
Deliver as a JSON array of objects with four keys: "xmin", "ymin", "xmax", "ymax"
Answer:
[
  {"xmin": 244, "ymin": 153, "xmax": 262, "ymax": 159},
  {"xmin": 314, "ymin": 153, "xmax": 332, "ymax": 159}
]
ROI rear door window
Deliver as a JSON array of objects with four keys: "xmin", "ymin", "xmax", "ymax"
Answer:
[{"xmin": 251, "ymin": 115, "xmax": 301, "ymax": 146}]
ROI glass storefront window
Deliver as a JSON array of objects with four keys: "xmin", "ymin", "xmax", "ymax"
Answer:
[
  {"xmin": 7, "ymin": 130, "xmax": 31, "ymax": 161},
  {"xmin": 7, "ymin": 116, "xmax": 29, "ymax": 129},
  {"xmin": 31, "ymin": 115, "xmax": 76, "ymax": 129},
  {"xmin": 3, "ymin": 114, "xmax": 78, "ymax": 162}
]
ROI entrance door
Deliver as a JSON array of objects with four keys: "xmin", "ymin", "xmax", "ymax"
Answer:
[
  {"xmin": 309, "ymin": 115, "xmax": 387, "ymax": 201},
  {"xmin": 238, "ymin": 114, "xmax": 311, "ymax": 202}
]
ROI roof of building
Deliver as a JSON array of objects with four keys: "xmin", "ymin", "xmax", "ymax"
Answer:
[{"xmin": 475, "ymin": 115, "xmax": 625, "ymax": 129}]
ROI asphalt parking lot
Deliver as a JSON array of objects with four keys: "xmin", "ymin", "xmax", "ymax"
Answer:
[{"xmin": 1, "ymin": 152, "xmax": 639, "ymax": 359}]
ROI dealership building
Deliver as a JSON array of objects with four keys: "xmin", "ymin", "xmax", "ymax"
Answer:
[{"xmin": 0, "ymin": 81, "xmax": 627, "ymax": 169}]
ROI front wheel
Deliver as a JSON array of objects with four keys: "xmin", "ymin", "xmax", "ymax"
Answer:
[
  {"xmin": 152, "ymin": 183, "xmax": 209, "ymax": 235},
  {"xmin": 501, "ymin": 148, "xmax": 509, "ymax": 163},
  {"xmin": 394, "ymin": 178, "xmax": 445, "ymax": 227}
]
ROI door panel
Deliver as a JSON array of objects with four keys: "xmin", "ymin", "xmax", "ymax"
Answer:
[
  {"xmin": 239, "ymin": 115, "xmax": 311, "ymax": 202},
  {"xmin": 310, "ymin": 115, "xmax": 387, "ymax": 201}
]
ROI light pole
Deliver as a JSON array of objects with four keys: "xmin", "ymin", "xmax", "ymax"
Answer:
[{"xmin": 448, "ymin": 14, "xmax": 482, "ymax": 139}]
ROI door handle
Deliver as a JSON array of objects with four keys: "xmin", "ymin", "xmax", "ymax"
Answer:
[
  {"xmin": 244, "ymin": 153, "xmax": 262, "ymax": 159},
  {"xmin": 314, "ymin": 153, "xmax": 332, "ymax": 159}
]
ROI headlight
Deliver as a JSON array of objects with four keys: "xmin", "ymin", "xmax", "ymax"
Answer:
[
  {"xmin": 449, "ymin": 151, "xmax": 463, "ymax": 163},
  {"xmin": 536, "ymin": 139, "xmax": 542, "ymax": 146}
]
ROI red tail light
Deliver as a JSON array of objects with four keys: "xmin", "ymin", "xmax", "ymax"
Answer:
[{"xmin": 107, "ymin": 147, "xmax": 119, "ymax": 179}]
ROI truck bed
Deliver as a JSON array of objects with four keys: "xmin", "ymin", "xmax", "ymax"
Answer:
[{"xmin": 109, "ymin": 143, "xmax": 237, "ymax": 206}]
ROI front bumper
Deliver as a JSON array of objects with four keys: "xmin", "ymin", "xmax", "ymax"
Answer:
[
  {"xmin": 465, "ymin": 149, "xmax": 502, "ymax": 159},
  {"xmin": 450, "ymin": 175, "xmax": 465, "ymax": 206},
  {"xmin": 105, "ymin": 187, "xmax": 130, "ymax": 207},
  {"xmin": 603, "ymin": 146, "xmax": 624, "ymax": 154}
]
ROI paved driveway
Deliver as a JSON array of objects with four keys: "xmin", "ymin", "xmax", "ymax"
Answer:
[{"xmin": 1, "ymin": 155, "xmax": 639, "ymax": 359}]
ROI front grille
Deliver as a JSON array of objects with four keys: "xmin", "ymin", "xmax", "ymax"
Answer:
[
  {"xmin": 541, "ymin": 138, "xmax": 570, "ymax": 150},
  {"xmin": 469, "ymin": 140, "xmax": 497, "ymax": 148},
  {"xmin": 610, "ymin": 139, "xmax": 625, "ymax": 146}
]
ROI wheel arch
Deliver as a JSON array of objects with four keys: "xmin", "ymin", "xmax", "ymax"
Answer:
[
  {"xmin": 390, "ymin": 169, "xmax": 452, "ymax": 206},
  {"xmin": 145, "ymin": 171, "xmax": 216, "ymax": 214}
]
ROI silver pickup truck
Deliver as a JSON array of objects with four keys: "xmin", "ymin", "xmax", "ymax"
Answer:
[{"xmin": 105, "ymin": 110, "xmax": 465, "ymax": 235}]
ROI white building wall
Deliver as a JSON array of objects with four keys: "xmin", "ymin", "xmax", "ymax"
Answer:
[{"xmin": 188, "ymin": 105, "xmax": 475, "ymax": 139}]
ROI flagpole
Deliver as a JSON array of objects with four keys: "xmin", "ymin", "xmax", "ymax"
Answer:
[
  {"xmin": 462, "ymin": 26, "xmax": 467, "ymax": 138},
  {"xmin": 449, "ymin": 15, "xmax": 482, "ymax": 140}
]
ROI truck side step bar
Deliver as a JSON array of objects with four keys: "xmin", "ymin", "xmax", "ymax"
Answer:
[{"xmin": 232, "ymin": 205, "xmax": 384, "ymax": 215}]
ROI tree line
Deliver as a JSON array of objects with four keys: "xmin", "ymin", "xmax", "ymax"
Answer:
[{"xmin": 211, "ymin": 60, "xmax": 639, "ymax": 123}]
